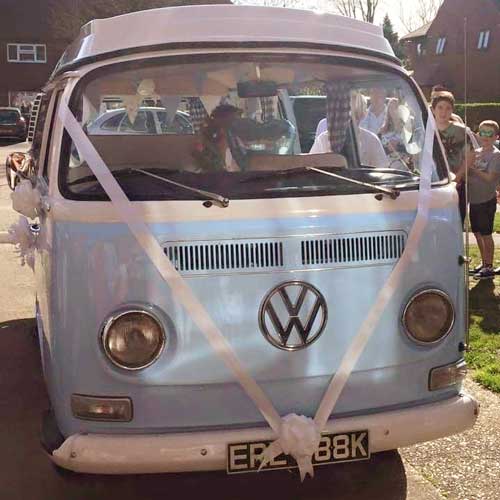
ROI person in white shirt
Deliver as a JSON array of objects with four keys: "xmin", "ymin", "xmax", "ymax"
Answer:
[
  {"xmin": 310, "ymin": 92, "xmax": 389, "ymax": 168},
  {"xmin": 359, "ymin": 86, "xmax": 387, "ymax": 135},
  {"xmin": 315, "ymin": 117, "xmax": 328, "ymax": 138}
]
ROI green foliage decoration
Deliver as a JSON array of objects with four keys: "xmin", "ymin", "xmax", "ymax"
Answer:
[{"xmin": 454, "ymin": 103, "xmax": 500, "ymax": 131}]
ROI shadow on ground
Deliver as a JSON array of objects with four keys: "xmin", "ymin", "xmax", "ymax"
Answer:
[
  {"xmin": 469, "ymin": 279, "xmax": 500, "ymax": 333},
  {"xmin": 0, "ymin": 318, "xmax": 408, "ymax": 500},
  {"xmin": 0, "ymin": 138, "xmax": 25, "ymax": 147}
]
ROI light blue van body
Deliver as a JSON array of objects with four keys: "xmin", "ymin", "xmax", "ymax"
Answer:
[
  {"xmin": 29, "ymin": 5, "xmax": 477, "ymax": 474},
  {"xmin": 38, "ymin": 202, "xmax": 464, "ymax": 437}
]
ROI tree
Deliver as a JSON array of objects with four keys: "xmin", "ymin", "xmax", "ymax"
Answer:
[
  {"xmin": 382, "ymin": 14, "xmax": 406, "ymax": 62},
  {"xmin": 48, "ymin": 0, "xmax": 231, "ymax": 42},
  {"xmin": 334, "ymin": 0, "xmax": 380, "ymax": 23},
  {"xmin": 398, "ymin": 0, "xmax": 444, "ymax": 33},
  {"xmin": 335, "ymin": 0, "xmax": 358, "ymax": 19}
]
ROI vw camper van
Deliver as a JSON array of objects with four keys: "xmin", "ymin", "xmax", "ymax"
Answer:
[{"xmin": 18, "ymin": 5, "xmax": 477, "ymax": 475}]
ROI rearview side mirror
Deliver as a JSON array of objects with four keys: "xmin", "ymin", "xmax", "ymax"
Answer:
[{"xmin": 6, "ymin": 152, "xmax": 35, "ymax": 191}]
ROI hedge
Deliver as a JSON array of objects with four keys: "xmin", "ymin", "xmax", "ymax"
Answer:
[{"xmin": 453, "ymin": 103, "xmax": 500, "ymax": 130}]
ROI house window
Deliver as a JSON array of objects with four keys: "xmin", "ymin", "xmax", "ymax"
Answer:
[
  {"xmin": 417, "ymin": 42, "xmax": 426, "ymax": 56},
  {"xmin": 477, "ymin": 30, "xmax": 490, "ymax": 50},
  {"xmin": 7, "ymin": 44, "xmax": 47, "ymax": 63},
  {"xmin": 435, "ymin": 37, "xmax": 446, "ymax": 55}
]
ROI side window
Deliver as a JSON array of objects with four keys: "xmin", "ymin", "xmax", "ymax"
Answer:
[
  {"xmin": 101, "ymin": 113, "xmax": 123, "ymax": 131},
  {"xmin": 158, "ymin": 111, "xmax": 194, "ymax": 134},
  {"xmin": 118, "ymin": 111, "xmax": 155, "ymax": 134}
]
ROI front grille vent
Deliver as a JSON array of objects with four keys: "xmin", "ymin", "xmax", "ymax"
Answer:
[
  {"xmin": 164, "ymin": 241, "xmax": 284, "ymax": 273},
  {"xmin": 301, "ymin": 232, "xmax": 406, "ymax": 266}
]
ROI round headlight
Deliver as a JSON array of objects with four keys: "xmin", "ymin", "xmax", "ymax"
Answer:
[
  {"xmin": 403, "ymin": 289, "xmax": 455, "ymax": 344},
  {"xmin": 102, "ymin": 310, "xmax": 165, "ymax": 370}
]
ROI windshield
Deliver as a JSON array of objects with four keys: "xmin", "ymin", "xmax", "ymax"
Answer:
[
  {"xmin": 0, "ymin": 110, "xmax": 20, "ymax": 124},
  {"xmin": 60, "ymin": 54, "xmax": 443, "ymax": 201}
]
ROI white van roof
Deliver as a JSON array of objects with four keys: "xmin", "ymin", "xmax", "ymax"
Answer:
[{"xmin": 53, "ymin": 5, "xmax": 395, "ymax": 75}]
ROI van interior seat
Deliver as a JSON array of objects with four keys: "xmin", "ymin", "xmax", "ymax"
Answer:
[
  {"xmin": 246, "ymin": 152, "xmax": 347, "ymax": 171},
  {"xmin": 88, "ymin": 134, "xmax": 200, "ymax": 171}
]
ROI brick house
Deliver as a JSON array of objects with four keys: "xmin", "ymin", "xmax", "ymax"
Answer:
[
  {"xmin": 0, "ymin": 0, "xmax": 66, "ymax": 107},
  {"xmin": 1, "ymin": 0, "xmax": 231, "ymax": 108},
  {"xmin": 401, "ymin": 0, "xmax": 500, "ymax": 101}
]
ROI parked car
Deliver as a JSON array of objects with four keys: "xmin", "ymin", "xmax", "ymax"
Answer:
[
  {"xmin": 289, "ymin": 95, "xmax": 326, "ymax": 152},
  {"xmin": 0, "ymin": 107, "xmax": 27, "ymax": 141},
  {"xmin": 87, "ymin": 107, "xmax": 193, "ymax": 135}
]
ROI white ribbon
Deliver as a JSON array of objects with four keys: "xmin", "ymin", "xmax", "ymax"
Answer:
[
  {"xmin": 0, "ymin": 216, "xmax": 37, "ymax": 269},
  {"xmin": 58, "ymin": 98, "xmax": 283, "ymax": 435},
  {"xmin": 259, "ymin": 414, "xmax": 321, "ymax": 481},
  {"xmin": 58, "ymin": 97, "xmax": 436, "ymax": 480},
  {"xmin": 11, "ymin": 179, "xmax": 42, "ymax": 220},
  {"xmin": 256, "ymin": 112, "xmax": 436, "ymax": 479},
  {"xmin": 313, "ymin": 111, "xmax": 435, "ymax": 431}
]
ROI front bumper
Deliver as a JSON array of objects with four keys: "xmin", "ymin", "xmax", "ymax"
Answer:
[
  {"xmin": 51, "ymin": 393, "xmax": 478, "ymax": 474},
  {"xmin": 0, "ymin": 130, "xmax": 26, "ymax": 140}
]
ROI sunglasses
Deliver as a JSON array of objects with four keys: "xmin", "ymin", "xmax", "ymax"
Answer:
[{"xmin": 478, "ymin": 129, "xmax": 496, "ymax": 138}]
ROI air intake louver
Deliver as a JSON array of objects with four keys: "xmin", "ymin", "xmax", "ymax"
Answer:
[
  {"xmin": 164, "ymin": 232, "xmax": 406, "ymax": 276},
  {"xmin": 164, "ymin": 241, "xmax": 284, "ymax": 274},
  {"xmin": 301, "ymin": 232, "xmax": 406, "ymax": 266}
]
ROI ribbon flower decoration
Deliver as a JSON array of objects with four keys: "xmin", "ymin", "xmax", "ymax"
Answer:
[
  {"xmin": 0, "ymin": 216, "xmax": 38, "ymax": 269},
  {"xmin": 259, "ymin": 414, "xmax": 321, "ymax": 481},
  {"xmin": 11, "ymin": 179, "xmax": 43, "ymax": 220},
  {"xmin": 0, "ymin": 179, "xmax": 47, "ymax": 269}
]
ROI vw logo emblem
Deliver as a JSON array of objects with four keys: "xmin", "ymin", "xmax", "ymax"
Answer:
[{"xmin": 259, "ymin": 281, "xmax": 328, "ymax": 351}]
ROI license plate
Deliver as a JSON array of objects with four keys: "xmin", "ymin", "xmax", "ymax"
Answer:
[{"xmin": 227, "ymin": 430, "xmax": 369, "ymax": 474}]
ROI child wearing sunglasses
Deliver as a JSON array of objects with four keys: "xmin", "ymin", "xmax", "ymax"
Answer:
[{"xmin": 468, "ymin": 120, "xmax": 500, "ymax": 279}]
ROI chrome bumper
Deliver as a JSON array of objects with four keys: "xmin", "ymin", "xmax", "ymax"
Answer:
[{"xmin": 52, "ymin": 393, "xmax": 478, "ymax": 474}]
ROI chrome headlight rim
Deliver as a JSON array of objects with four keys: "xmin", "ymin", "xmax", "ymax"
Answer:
[
  {"xmin": 101, "ymin": 308, "xmax": 166, "ymax": 371},
  {"xmin": 402, "ymin": 288, "xmax": 455, "ymax": 346}
]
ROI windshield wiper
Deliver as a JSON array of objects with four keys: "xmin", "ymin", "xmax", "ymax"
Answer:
[
  {"xmin": 306, "ymin": 167, "xmax": 400, "ymax": 200},
  {"xmin": 132, "ymin": 168, "xmax": 229, "ymax": 208}
]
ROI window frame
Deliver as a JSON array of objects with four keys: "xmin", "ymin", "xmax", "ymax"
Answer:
[
  {"xmin": 117, "ymin": 110, "xmax": 156, "ymax": 134},
  {"xmin": 477, "ymin": 30, "xmax": 490, "ymax": 50},
  {"xmin": 435, "ymin": 37, "xmax": 446, "ymax": 55},
  {"xmin": 58, "ymin": 52, "xmax": 447, "ymax": 201},
  {"xmin": 7, "ymin": 43, "xmax": 47, "ymax": 63}
]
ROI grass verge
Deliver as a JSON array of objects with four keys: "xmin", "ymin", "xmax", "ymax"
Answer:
[{"xmin": 465, "ymin": 245, "xmax": 500, "ymax": 393}]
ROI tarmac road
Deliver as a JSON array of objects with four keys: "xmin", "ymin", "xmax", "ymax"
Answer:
[{"xmin": 0, "ymin": 139, "xmax": 444, "ymax": 500}]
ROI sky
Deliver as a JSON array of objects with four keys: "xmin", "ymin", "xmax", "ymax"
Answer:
[
  {"xmin": 375, "ymin": 0, "xmax": 422, "ymax": 35},
  {"xmin": 236, "ymin": 0, "xmax": 433, "ymax": 36}
]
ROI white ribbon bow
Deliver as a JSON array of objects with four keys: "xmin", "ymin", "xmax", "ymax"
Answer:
[
  {"xmin": 3, "ymin": 216, "xmax": 37, "ymax": 269},
  {"xmin": 259, "ymin": 414, "xmax": 321, "ymax": 480},
  {"xmin": 11, "ymin": 179, "xmax": 42, "ymax": 220}
]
